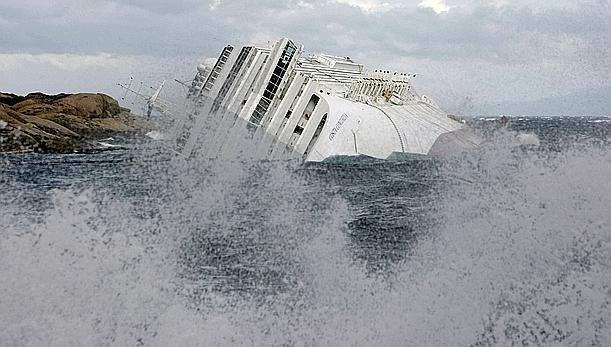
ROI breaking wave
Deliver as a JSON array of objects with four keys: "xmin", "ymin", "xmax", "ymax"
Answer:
[{"xmin": 1, "ymin": 135, "xmax": 610, "ymax": 346}]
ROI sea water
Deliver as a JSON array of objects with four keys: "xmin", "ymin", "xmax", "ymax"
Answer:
[{"xmin": 0, "ymin": 116, "xmax": 609, "ymax": 346}]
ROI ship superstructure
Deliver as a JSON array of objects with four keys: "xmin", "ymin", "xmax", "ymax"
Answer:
[{"xmin": 180, "ymin": 38, "xmax": 481, "ymax": 161}]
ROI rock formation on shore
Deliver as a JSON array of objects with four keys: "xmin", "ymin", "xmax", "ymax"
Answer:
[{"xmin": 0, "ymin": 92, "xmax": 155, "ymax": 153}]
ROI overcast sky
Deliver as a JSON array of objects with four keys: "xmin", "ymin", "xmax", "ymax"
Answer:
[{"xmin": 1, "ymin": 0, "xmax": 609, "ymax": 114}]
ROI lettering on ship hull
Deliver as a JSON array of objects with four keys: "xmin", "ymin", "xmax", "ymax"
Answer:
[{"xmin": 329, "ymin": 113, "xmax": 349, "ymax": 141}]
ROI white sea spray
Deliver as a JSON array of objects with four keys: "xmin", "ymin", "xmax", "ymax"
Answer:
[{"xmin": 0, "ymin": 133, "xmax": 609, "ymax": 346}]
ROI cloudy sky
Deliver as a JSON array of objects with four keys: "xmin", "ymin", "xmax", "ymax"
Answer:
[{"xmin": 1, "ymin": 0, "xmax": 609, "ymax": 114}]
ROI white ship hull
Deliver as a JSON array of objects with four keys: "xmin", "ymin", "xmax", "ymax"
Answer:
[{"xmin": 178, "ymin": 38, "xmax": 482, "ymax": 161}]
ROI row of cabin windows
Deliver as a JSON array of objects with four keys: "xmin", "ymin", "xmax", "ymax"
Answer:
[
  {"xmin": 203, "ymin": 46, "xmax": 233, "ymax": 92},
  {"xmin": 211, "ymin": 46, "xmax": 252, "ymax": 114},
  {"xmin": 237, "ymin": 56, "xmax": 269, "ymax": 115},
  {"xmin": 249, "ymin": 41, "xmax": 297, "ymax": 125},
  {"xmin": 265, "ymin": 66, "xmax": 290, "ymax": 99}
]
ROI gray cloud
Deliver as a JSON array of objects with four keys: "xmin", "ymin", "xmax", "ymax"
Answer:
[
  {"xmin": 0, "ymin": 0, "xmax": 609, "ymax": 114},
  {"xmin": 106, "ymin": 0, "xmax": 207, "ymax": 14}
]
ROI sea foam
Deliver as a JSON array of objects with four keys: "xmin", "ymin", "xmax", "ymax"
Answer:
[{"xmin": 0, "ymin": 134, "xmax": 609, "ymax": 346}]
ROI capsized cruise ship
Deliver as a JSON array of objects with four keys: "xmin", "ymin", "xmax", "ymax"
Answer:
[{"xmin": 176, "ymin": 38, "xmax": 482, "ymax": 161}]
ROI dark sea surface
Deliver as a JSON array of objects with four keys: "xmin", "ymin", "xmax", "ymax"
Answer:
[{"xmin": 1, "ymin": 116, "xmax": 610, "ymax": 346}]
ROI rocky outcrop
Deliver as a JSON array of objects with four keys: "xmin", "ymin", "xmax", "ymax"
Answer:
[{"xmin": 0, "ymin": 92, "xmax": 155, "ymax": 153}]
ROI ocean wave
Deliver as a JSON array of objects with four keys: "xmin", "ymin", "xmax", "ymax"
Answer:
[{"xmin": 1, "ymin": 139, "xmax": 609, "ymax": 346}]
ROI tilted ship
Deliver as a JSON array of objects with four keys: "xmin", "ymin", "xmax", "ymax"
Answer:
[{"xmin": 173, "ymin": 38, "xmax": 482, "ymax": 161}]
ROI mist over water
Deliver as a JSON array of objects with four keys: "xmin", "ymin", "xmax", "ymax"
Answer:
[{"xmin": 1, "ymin": 117, "xmax": 610, "ymax": 346}]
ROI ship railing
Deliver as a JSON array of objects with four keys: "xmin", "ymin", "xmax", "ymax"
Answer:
[{"xmin": 345, "ymin": 73, "xmax": 416, "ymax": 103}]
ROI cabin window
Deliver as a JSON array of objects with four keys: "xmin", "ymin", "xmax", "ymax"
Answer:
[{"xmin": 302, "ymin": 95, "xmax": 320, "ymax": 122}]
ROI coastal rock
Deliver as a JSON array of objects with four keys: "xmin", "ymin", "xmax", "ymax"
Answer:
[
  {"xmin": 0, "ymin": 92, "xmax": 155, "ymax": 153},
  {"xmin": 12, "ymin": 93, "xmax": 125, "ymax": 119}
]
